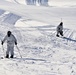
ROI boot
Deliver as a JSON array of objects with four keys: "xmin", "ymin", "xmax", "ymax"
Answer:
[
  {"xmin": 10, "ymin": 55, "xmax": 13, "ymax": 58},
  {"xmin": 56, "ymin": 34, "xmax": 59, "ymax": 37},
  {"xmin": 5, "ymin": 54, "xmax": 9, "ymax": 58},
  {"xmin": 60, "ymin": 31, "xmax": 63, "ymax": 36}
]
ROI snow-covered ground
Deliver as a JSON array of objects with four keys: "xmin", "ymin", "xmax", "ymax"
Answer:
[
  {"xmin": 5, "ymin": 0, "xmax": 76, "ymax": 7},
  {"xmin": 0, "ymin": 0, "xmax": 76, "ymax": 75}
]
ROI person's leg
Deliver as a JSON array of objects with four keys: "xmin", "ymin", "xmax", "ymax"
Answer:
[
  {"xmin": 56, "ymin": 31, "xmax": 59, "ymax": 37},
  {"xmin": 10, "ymin": 46, "xmax": 14, "ymax": 58},
  {"xmin": 6, "ymin": 45, "xmax": 10, "ymax": 58},
  {"xmin": 60, "ymin": 31, "xmax": 63, "ymax": 36}
]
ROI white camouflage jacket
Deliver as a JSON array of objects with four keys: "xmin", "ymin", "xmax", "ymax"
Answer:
[{"xmin": 3, "ymin": 34, "xmax": 17, "ymax": 47}]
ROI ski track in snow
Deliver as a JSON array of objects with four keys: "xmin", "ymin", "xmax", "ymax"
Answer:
[{"xmin": 0, "ymin": 2, "xmax": 76, "ymax": 75}]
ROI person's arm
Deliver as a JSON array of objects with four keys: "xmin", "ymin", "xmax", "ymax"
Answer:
[
  {"xmin": 60, "ymin": 25, "xmax": 63, "ymax": 31},
  {"xmin": 62, "ymin": 25, "xmax": 63, "ymax": 30},
  {"xmin": 1, "ymin": 35, "xmax": 7, "ymax": 45},
  {"xmin": 13, "ymin": 35, "xmax": 17, "ymax": 45},
  {"xmin": 56, "ymin": 25, "xmax": 60, "ymax": 31},
  {"xmin": 15, "ymin": 40, "xmax": 17, "ymax": 45}
]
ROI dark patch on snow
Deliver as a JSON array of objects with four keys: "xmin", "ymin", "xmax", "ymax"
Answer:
[
  {"xmin": 2, "ymin": 13, "xmax": 21, "ymax": 25},
  {"xmin": 62, "ymin": 37, "xmax": 76, "ymax": 42}
]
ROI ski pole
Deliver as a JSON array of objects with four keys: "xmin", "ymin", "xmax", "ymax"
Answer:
[
  {"xmin": 16, "ymin": 45, "xmax": 22, "ymax": 58},
  {"xmin": 1, "ymin": 40, "xmax": 5, "ymax": 57},
  {"xmin": 2, "ymin": 45, "xmax": 5, "ymax": 57},
  {"xmin": 61, "ymin": 18, "xmax": 62, "ymax": 22}
]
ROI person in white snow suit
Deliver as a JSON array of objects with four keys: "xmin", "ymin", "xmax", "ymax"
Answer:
[
  {"xmin": 1, "ymin": 31, "xmax": 17, "ymax": 58},
  {"xmin": 56, "ymin": 22, "xmax": 63, "ymax": 37}
]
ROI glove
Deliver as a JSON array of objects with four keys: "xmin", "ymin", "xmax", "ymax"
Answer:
[
  {"xmin": 15, "ymin": 41, "xmax": 17, "ymax": 45},
  {"xmin": 1, "ymin": 41, "xmax": 3, "ymax": 45}
]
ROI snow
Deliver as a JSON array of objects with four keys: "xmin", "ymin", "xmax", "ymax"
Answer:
[
  {"xmin": 5, "ymin": 0, "xmax": 76, "ymax": 7},
  {"xmin": 0, "ymin": 0, "xmax": 76, "ymax": 75},
  {"xmin": 48, "ymin": 0, "xmax": 76, "ymax": 7}
]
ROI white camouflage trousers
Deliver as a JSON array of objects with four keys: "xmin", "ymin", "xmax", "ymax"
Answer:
[{"xmin": 6, "ymin": 45, "xmax": 14, "ymax": 56}]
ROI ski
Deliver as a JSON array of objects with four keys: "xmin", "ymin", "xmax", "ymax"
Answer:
[{"xmin": 0, "ymin": 56, "xmax": 17, "ymax": 59}]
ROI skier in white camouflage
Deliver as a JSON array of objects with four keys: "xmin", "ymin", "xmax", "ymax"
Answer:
[
  {"xmin": 1, "ymin": 31, "xmax": 17, "ymax": 58},
  {"xmin": 56, "ymin": 22, "xmax": 63, "ymax": 37}
]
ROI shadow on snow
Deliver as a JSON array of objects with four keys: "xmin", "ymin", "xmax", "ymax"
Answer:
[
  {"xmin": 13, "ymin": 57, "xmax": 46, "ymax": 62},
  {"xmin": 62, "ymin": 37, "xmax": 76, "ymax": 42}
]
